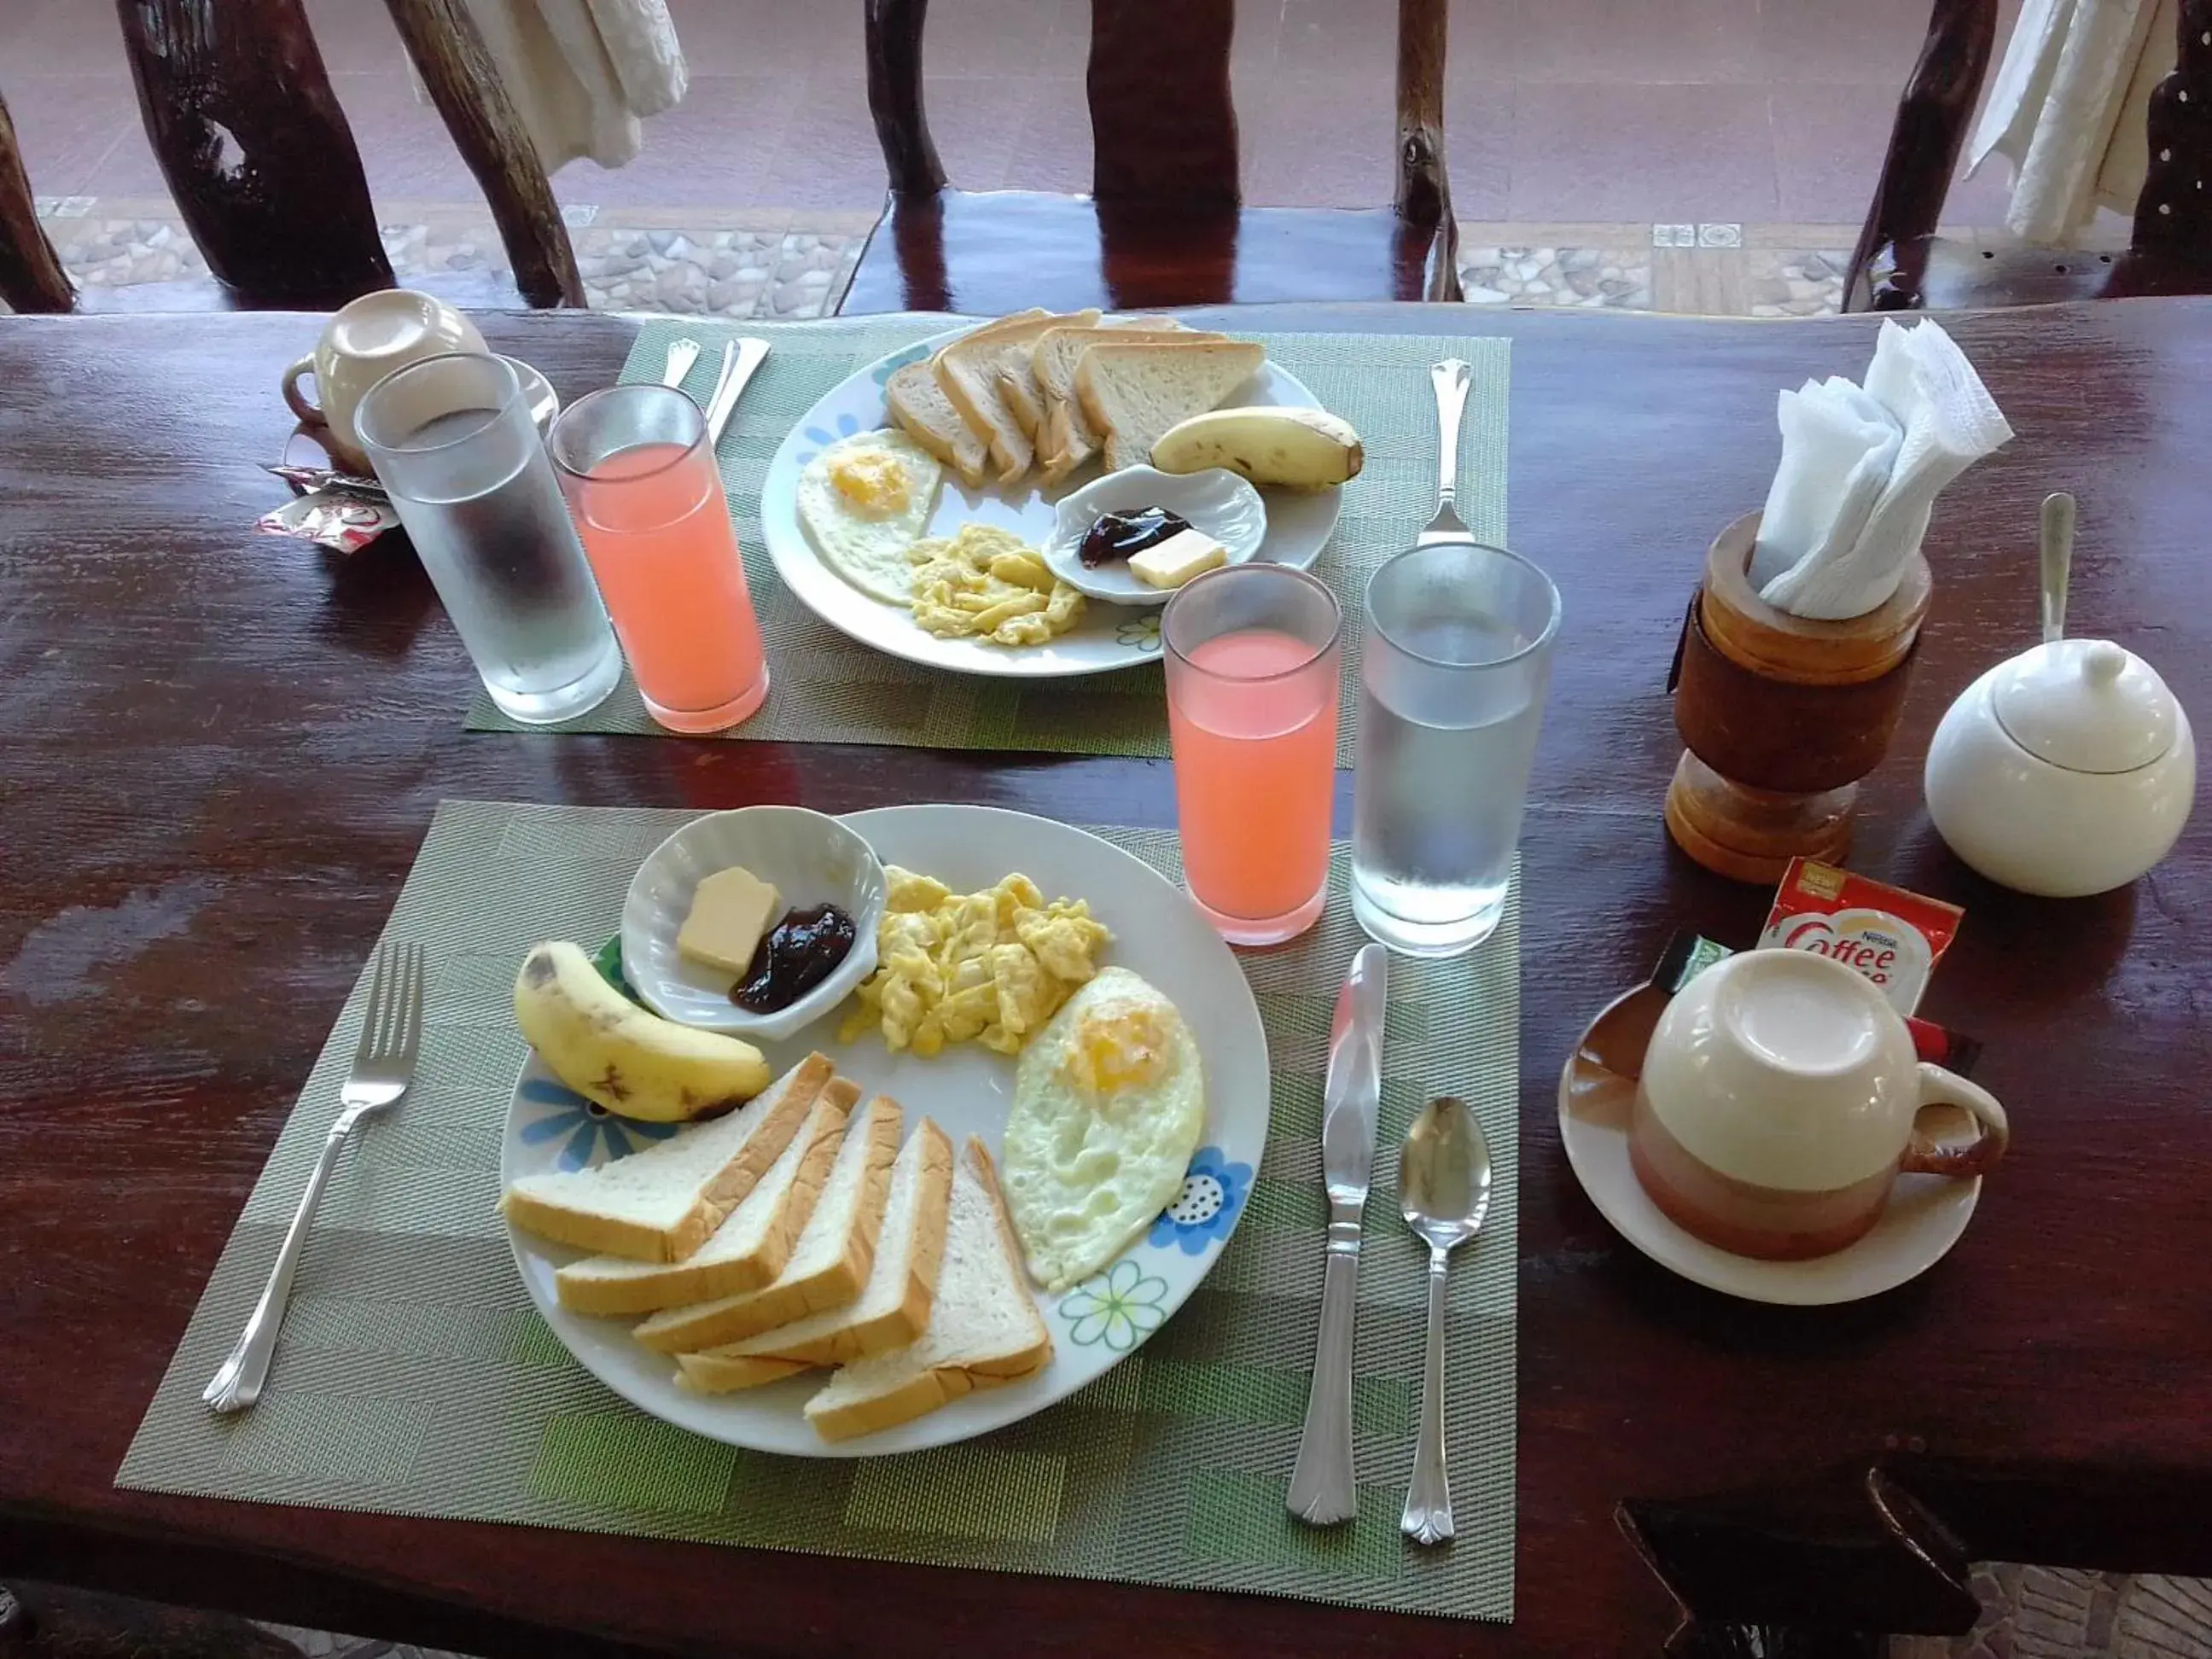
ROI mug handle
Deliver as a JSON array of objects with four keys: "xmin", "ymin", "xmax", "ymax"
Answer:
[
  {"xmin": 282, "ymin": 355, "xmax": 325, "ymax": 427},
  {"xmin": 1901, "ymin": 1063, "xmax": 2009, "ymax": 1178}
]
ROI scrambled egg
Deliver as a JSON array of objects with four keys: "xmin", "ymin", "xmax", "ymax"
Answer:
[
  {"xmin": 907, "ymin": 523, "xmax": 1085, "ymax": 648},
  {"xmin": 839, "ymin": 865, "xmax": 1109, "ymax": 1057}
]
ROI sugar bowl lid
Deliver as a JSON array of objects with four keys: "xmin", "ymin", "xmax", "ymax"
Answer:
[{"xmin": 1991, "ymin": 638, "xmax": 2180, "ymax": 774}]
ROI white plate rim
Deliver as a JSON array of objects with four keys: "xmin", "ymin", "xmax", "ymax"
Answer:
[
  {"xmin": 1555, "ymin": 988, "xmax": 1980, "ymax": 1307},
  {"xmin": 501, "ymin": 804, "xmax": 1272, "ymax": 1455},
  {"xmin": 755, "ymin": 323, "xmax": 1342, "ymax": 678}
]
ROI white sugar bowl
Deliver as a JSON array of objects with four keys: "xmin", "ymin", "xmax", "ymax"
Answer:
[{"xmin": 1925, "ymin": 637, "xmax": 2195, "ymax": 897}]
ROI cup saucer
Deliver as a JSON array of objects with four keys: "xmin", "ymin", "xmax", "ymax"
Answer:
[{"xmin": 1557, "ymin": 986, "xmax": 1982, "ymax": 1306}]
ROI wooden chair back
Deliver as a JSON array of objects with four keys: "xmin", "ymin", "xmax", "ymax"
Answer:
[
  {"xmin": 0, "ymin": 85, "xmax": 72, "ymax": 313},
  {"xmin": 863, "ymin": 0, "xmax": 1458, "ymax": 300},
  {"xmin": 8, "ymin": 0, "xmax": 583, "ymax": 312},
  {"xmin": 1846, "ymin": 0, "xmax": 2212, "ymax": 309},
  {"xmin": 115, "ymin": 0, "xmax": 397, "ymax": 308}
]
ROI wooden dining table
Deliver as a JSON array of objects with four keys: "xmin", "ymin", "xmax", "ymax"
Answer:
[{"xmin": 1, "ymin": 297, "xmax": 2208, "ymax": 1658}]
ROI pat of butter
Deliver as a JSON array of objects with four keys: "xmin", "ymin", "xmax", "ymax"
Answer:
[
  {"xmin": 1127, "ymin": 527, "xmax": 1227, "ymax": 590},
  {"xmin": 677, "ymin": 866, "xmax": 781, "ymax": 975}
]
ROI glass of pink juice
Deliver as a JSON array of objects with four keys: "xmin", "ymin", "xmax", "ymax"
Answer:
[
  {"xmin": 548, "ymin": 385, "xmax": 769, "ymax": 733},
  {"xmin": 1162, "ymin": 564, "xmax": 1342, "ymax": 945}
]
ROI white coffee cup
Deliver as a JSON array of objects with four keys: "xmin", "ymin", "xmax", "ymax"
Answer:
[
  {"xmin": 282, "ymin": 290, "xmax": 486, "ymax": 475},
  {"xmin": 1629, "ymin": 949, "xmax": 2007, "ymax": 1260}
]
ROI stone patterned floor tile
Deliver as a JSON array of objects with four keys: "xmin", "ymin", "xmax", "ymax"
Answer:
[
  {"xmin": 1890, "ymin": 1566, "xmax": 2212, "ymax": 1659},
  {"xmin": 41, "ymin": 216, "xmax": 212, "ymax": 288},
  {"xmin": 1457, "ymin": 244, "xmax": 1653, "ymax": 308},
  {"xmin": 1748, "ymin": 246, "xmax": 1850, "ymax": 317},
  {"xmin": 259, "ymin": 1623, "xmax": 476, "ymax": 1659}
]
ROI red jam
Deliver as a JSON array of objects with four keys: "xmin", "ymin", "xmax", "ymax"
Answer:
[{"xmin": 732, "ymin": 904, "xmax": 858, "ymax": 1012}]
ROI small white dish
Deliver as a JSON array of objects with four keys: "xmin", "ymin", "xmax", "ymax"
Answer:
[
  {"xmin": 622, "ymin": 806, "xmax": 888, "ymax": 1040},
  {"xmin": 1557, "ymin": 988, "xmax": 1980, "ymax": 1307},
  {"xmin": 1041, "ymin": 467, "xmax": 1267, "ymax": 605}
]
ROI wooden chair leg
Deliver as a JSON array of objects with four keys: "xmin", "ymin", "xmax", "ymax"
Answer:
[
  {"xmin": 382, "ymin": 0, "xmax": 586, "ymax": 309},
  {"xmin": 0, "ymin": 85, "xmax": 72, "ymax": 314},
  {"xmin": 1842, "ymin": 0, "xmax": 1999, "ymax": 311},
  {"xmin": 1395, "ymin": 0, "xmax": 1463, "ymax": 302},
  {"xmin": 114, "ymin": 0, "xmax": 395, "ymax": 309},
  {"xmin": 865, "ymin": 0, "xmax": 947, "ymax": 195}
]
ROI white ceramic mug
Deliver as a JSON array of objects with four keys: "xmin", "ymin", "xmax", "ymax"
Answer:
[
  {"xmin": 1629, "ymin": 949, "xmax": 2007, "ymax": 1260},
  {"xmin": 281, "ymin": 290, "xmax": 486, "ymax": 475}
]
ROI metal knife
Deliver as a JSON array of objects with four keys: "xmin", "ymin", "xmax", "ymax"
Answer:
[
  {"xmin": 704, "ymin": 337, "xmax": 770, "ymax": 446},
  {"xmin": 1288, "ymin": 941, "xmax": 1388, "ymax": 1525}
]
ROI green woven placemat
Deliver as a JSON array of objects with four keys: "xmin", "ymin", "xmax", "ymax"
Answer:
[
  {"xmin": 119, "ymin": 800, "xmax": 1518, "ymax": 1621},
  {"xmin": 467, "ymin": 317, "xmax": 1510, "ymax": 765}
]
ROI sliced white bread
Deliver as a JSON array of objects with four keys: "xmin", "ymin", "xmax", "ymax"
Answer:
[
  {"xmin": 993, "ymin": 308, "xmax": 1104, "ymax": 440},
  {"xmin": 1031, "ymin": 322, "xmax": 1202, "ymax": 480},
  {"xmin": 885, "ymin": 359, "xmax": 989, "ymax": 488},
  {"xmin": 501, "ymin": 1052, "xmax": 831, "ymax": 1264},
  {"xmin": 1074, "ymin": 337, "xmax": 1268, "ymax": 473},
  {"xmin": 804, "ymin": 1136, "xmax": 1053, "ymax": 1442},
  {"xmin": 553, "ymin": 1080, "xmax": 858, "ymax": 1316},
  {"xmin": 934, "ymin": 308, "xmax": 1083, "ymax": 484},
  {"xmin": 633, "ymin": 1092, "xmax": 901, "ymax": 1353},
  {"xmin": 673, "ymin": 1116, "xmax": 952, "ymax": 1392}
]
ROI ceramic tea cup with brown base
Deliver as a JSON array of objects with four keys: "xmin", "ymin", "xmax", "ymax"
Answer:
[
  {"xmin": 281, "ymin": 290, "xmax": 486, "ymax": 476},
  {"xmin": 1629, "ymin": 949, "xmax": 2005, "ymax": 1261}
]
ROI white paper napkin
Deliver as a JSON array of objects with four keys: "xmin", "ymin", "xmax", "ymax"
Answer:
[{"xmin": 1747, "ymin": 319, "xmax": 2014, "ymax": 620}]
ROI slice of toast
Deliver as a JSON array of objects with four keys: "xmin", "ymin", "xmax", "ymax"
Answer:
[
  {"xmin": 632, "ymin": 1093, "xmax": 901, "ymax": 1353},
  {"xmin": 994, "ymin": 308, "xmax": 1103, "ymax": 440},
  {"xmin": 803, "ymin": 1137, "xmax": 1052, "ymax": 1441},
  {"xmin": 1074, "ymin": 338, "xmax": 1267, "ymax": 473},
  {"xmin": 934, "ymin": 309, "xmax": 1092, "ymax": 485},
  {"xmin": 500, "ymin": 1053, "xmax": 831, "ymax": 1263},
  {"xmin": 672, "ymin": 1117, "xmax": 953, "ymax": 1392},
  {"xmin": 1032, "ymin": 322, "xmax": 1208, "ymax": 480},
  {"xmin": 554, "ymin": 1080, "xmax": 857, "ymax": 1315},
  {"xmin": 886, "ymin": 358, "xmax": 989, "ymax": 488}
]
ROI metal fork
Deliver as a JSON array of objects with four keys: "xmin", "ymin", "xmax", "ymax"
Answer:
[
  {"xmin": 1417, "ymin": 358, "xmax": 1476, "ymax": 547},
  {"xmin": 203, "ymin": 941, "xmax": 425, "ymax": 1414}
]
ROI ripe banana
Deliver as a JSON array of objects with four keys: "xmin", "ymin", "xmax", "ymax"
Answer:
[
  {"xmin": 1150, "ymin": 405, "xmax": 1365, "ymax": 490},
  {"xmin": 515, "ymin": 940, "xmax": 770, "ymax": 1122}
]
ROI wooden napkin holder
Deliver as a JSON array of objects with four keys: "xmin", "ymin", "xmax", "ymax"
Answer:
[{"xmin": 1664, "ymin": 512, "xmax": 1930, "ymax": 882}]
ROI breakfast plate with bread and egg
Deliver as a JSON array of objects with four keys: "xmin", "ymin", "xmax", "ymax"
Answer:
[
  {"xmin": 757, "ymin": 310, "xmax": 1363, "ymax": 677},
  {"xmin": 498, "ymin": 802, "xmax": 1270, "ymax": 1456}
]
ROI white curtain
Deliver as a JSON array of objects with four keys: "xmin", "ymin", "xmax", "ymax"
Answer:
[
  {"xmin": 416, "ymin": 0, "xmax": 689, "ymax": 172},
  {"xmin": 1966, "ymin": 0, "xmax": 2176, "ymax": 244}
]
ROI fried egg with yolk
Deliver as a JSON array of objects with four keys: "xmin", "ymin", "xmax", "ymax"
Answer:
[
  {"xmin": 796, "ymin": 428, "xmax": 944, "ymax": 604},
  {"xmin": 1001, "ymin": 968, "xmax": 1206, "ymax": 1291}
]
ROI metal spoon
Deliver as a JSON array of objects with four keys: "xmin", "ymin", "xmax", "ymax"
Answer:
[
  {"xmin": 1398, "ymin": 1094, "xmax": 1493, "ymax": 1546},
  {"xmin": 2040, "ymin": 491, "xmax": 2075, "ymax": 645},
  {"xmin": 661, "ymin": 335, "xmax": 701, "ymax": 390}
]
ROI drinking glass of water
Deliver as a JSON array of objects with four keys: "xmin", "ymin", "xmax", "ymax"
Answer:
[
  {"xmin": 549, "ymin": 385, "xmax": 770, "ymax": 733},
  {"xmin": 1351, "ymin": 541, "xmax": 1561, "ymax": 956},
  {"xmin": 356, "ymin": 352, "xmax": 622, "ymax": 725},
  {"xmin": 1163, "ymin": 564, "xmax": 1342, "ymax": 946}
]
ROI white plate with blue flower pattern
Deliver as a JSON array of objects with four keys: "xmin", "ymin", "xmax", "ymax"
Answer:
[
  {"xmin": 502, "ymin": 804, "xmax": 1270, "ymax": 1456},
  {"xmin": 755, "ymin": 323, "xmax": 1342, "ymax": 678}
]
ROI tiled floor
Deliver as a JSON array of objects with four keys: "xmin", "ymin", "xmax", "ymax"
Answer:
[{"xmin": 3, "ymin": 0, "xmax": 2040, "ymax": 324}]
